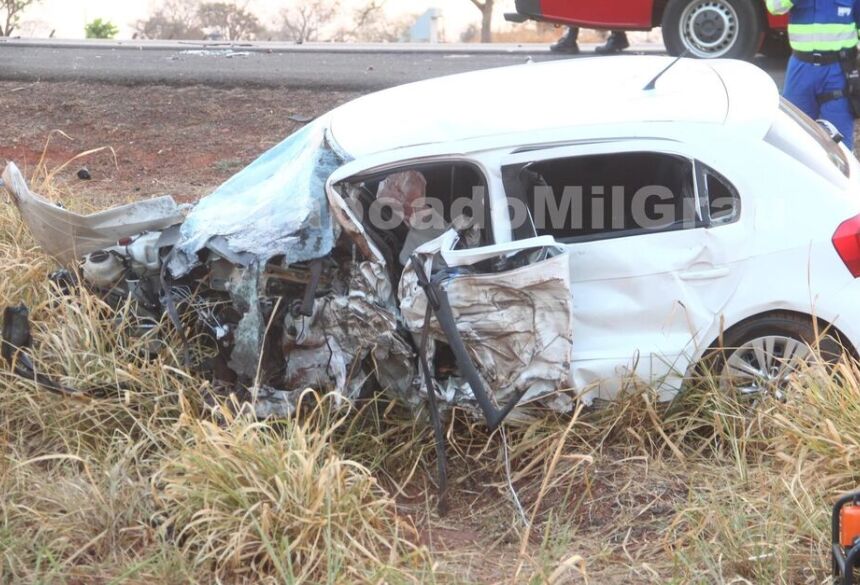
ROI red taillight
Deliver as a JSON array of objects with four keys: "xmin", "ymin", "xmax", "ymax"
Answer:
[{"xmin": 833, "ymin": 214, "xmax": 860, "ymax": 277}]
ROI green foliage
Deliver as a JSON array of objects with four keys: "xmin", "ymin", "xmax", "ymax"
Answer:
[
  {"xmin": 1, "ymin": 0, "xmax": 40, "ymax": 36},
  {"xmin": 85, "ymin": 18, "xmax": 119, "ymax": 39}
]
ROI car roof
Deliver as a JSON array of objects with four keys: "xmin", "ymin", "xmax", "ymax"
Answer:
[{"xmin": 329, "ymin": 56, "xmax": 779, "ymax": 159}]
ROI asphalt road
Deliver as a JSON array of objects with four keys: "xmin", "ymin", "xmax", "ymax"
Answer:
[{"xmin": 0, "ymin": 40, "xmax": 787, "ymax": 91}]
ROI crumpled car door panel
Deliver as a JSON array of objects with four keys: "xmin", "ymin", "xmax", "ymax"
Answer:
[{"xmin": 399, "ymin": 232, "xmax": 575, "ymax": 414}]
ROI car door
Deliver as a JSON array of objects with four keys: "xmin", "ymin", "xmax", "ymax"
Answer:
[
  {"xmin": 326, "ymin": 154, "xmax": 576, "ymax": 413},
  {"xmin": 398, "ymin": 232, "xmax": 576, "ymax": 413},
  {"xmin": 500, "ymin": 141, "xmax": 748, "ymax": 401}
]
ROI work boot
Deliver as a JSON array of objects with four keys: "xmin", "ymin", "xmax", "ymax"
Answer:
[
  {"xmin": 595, "ymin": 31, "xmax": 630, "ymax": 55},
  {"xmin": 550, "ymin": 27, "xmax": 580, "ymax": 54}
]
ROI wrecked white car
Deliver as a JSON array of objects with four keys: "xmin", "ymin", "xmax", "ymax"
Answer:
[{"xmin": 4, "ymin": 56, "xmax": 860, "ymax": 435}]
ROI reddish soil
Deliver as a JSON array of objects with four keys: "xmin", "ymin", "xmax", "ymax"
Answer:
[{"xmin": 0, "ymin": 81, "xmax": 360, "ymax": 207}]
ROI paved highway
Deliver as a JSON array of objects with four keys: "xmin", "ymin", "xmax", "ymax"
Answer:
[{"xmin": 0, "ymin": 39, "xmax": 787, "ymax": 91}]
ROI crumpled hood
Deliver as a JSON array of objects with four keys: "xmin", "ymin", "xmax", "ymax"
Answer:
[{"xmin": 167, "ymin": 118, "xmax": 343, "ymax": 276}]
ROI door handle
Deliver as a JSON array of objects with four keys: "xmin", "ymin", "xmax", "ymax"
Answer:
[{"xmin": 679, "ymin": 266, "xmax": 730, "ymax": 281}]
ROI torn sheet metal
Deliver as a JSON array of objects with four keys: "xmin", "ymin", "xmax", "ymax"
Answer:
[
  {"xmin": 226, "ymin": 264, "xmax": 266, "ymax": 381},
  {"xmin": 2, "ymin": 162, "xmax": 184, "ymax": 265},
  {"xmin": 325, "ymin": 183, "xmax": 385, "ymax": 265},
  {"xmin": 3, "ymin": 120, "xmax": 578, "ymax": 429},
  {"xmin": 281, "ymin": 258, "xmax": 415, "ymax": 406},
  {"xmin": 167, "ymin": 118, "xmax": 343, "ymax": 277},
  {"xmin": 399, "ymin": 231, "xmax": 575, "ymax": 414}
]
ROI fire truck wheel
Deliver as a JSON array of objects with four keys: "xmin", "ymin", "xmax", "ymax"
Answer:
[{"xmin": 662, "ymin": 0, "xmax": 764, "ymax": 60}]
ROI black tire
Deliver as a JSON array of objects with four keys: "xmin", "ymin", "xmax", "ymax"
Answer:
[
  {"xmin": 700, "ymin": 312, "xmax": 847, "ymax": 383},
  {"xmin": 662, "ymin": 0, "xmax": 764, "ymax": 60},
  {"xmin": 759, "ymin": 31, "xmax": 791, "ymax": 59}
]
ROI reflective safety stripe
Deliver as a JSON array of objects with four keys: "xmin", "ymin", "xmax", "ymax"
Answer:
[
  {"xmin": 788, "ymin": 22, "xmax": 860, "ymax": 51},
  {"xmin": 766, "ymin": 0, "xmax": 794, "ymax": 15}
]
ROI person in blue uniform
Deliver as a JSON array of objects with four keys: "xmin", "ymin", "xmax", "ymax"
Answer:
[{"xmin": 767, "ymin": 0, "xmax": 860, "ymax": 149}]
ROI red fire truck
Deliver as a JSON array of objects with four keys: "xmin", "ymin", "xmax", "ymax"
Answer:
[{"xmin": 505, "ymin": 0, "xmax": 790, "ymax": 60}]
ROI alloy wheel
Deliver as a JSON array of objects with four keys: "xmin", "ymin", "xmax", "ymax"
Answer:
[{"xmin": 719, "ymin": 335, "xmax": 814, "ymax": 399}]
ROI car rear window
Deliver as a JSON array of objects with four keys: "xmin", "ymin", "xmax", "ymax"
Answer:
[{"xmin": 765, "ymin": 99, "xmax": 850, "ymax": 182}]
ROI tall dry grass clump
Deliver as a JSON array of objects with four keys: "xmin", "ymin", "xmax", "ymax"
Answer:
[
  {"xmin": 661, "ymin": 357, "xmax": 860, "ymax": 584},
  {"xmin": 764, "ymin": 359, "xmax": 860, "ymax": 489},
  {"xmin": 154, "ymin": 399, "xmax": 427, "ymax": 583}
]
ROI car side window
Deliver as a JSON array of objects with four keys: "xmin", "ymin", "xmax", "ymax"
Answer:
[
  {"xmin": 503, "ymin": 151, "xmax": 700, "ymax": 243},
  {"xmin": 698, "ymin": 163, "xmax": 741, "ymax": 226}
]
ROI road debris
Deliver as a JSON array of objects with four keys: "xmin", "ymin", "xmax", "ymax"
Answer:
[
  {"xmin": 287, "ymin": 114, "xmax": 316, "ymax": 124},
  {"xmin": 179, "ymin": 49, "xmax": 252, "ymax": 58}
]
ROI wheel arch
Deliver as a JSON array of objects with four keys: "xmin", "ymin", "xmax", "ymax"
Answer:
[
  {"xmin": 652, "ymin": 0, "xmax": 669, "ymax": 27},
  {"xmin": 655, "ymin": 0, "xmax": 769, "ymax": 26},
  {"xmin": 700, "ymin": 309, "xmax": 859, "ymax": 361}
]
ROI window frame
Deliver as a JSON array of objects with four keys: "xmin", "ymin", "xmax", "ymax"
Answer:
[
  {"xmin": 503, "ymin": 148, "xmax": 706, "ymax": 245},
  {"xmin": 334, "ymin": 158, "xmax": 497, "ymax": 247},
  {"xmin": 695, "ymin": 161, "xmax": 742, "ymax": 228}
]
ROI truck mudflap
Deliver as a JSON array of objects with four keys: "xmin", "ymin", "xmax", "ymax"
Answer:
[{"xmin": 505, "ymin": 0, "xmax": 541, "ymax": 23}]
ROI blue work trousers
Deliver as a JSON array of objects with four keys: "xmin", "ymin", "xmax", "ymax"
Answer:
[{"xmin": 784, "ymin": 55, "xmax": 856, "ymax": 149}]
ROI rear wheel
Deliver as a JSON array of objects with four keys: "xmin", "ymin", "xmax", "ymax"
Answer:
[
  {"xmin": 662, "ymin": 0, "xmax": 763, "ymax": 60},
  {"xmin": 701, "ymin": 313, "xmax": 846, "ymax": 401}
]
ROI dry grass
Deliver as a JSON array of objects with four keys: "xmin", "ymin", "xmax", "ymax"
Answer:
[
  {"xmin": 154, "ymin": 398, "xmax": 429, "ymax": 583},
  {"xmin": 2, "ymin": 156, "xmax": 860, "ymax": 584}
]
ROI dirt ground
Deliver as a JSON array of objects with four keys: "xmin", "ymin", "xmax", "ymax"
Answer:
[{"xmin": 0, "ymin": 80, "xmax": 360, "ymax": 206}]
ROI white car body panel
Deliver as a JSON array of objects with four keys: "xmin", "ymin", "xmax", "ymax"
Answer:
[
  {"xmin": 1, "ymin": 162, "xmax": 184, "ymax": 266},
  {"xmin": 496, "ymin": 138, "xmax": 756, "ymax": 401},
  {"xmin": 329, "ymin": 57, "xmax": 756, "ymax": 158},
  {"xmin": 327, "ymin": 56, "xmax": 860, "ymax": 403}
]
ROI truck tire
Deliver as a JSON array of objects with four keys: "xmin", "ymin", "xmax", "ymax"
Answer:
[
  {"xmin": 759, "ymin": 31, "xmax": 791, "ymax": 58},
  {"xmin": 662, "ymin": 0, "xmax": 764, "ymax": 60}
]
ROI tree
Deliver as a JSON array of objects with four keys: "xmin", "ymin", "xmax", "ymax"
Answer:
[
  {"xmin": 460, "ymin": 23, "xmax": 479, "ymax": 43},
  {"xmin": 278, "ymin": 0, "xmax": 339, "ymax": 43},
  {"xmin": 353, "ymin": 0, "xmax": 385, "ymax": 31},
  {"xmin": 85, "ymin": 18, "xmax": 119, "ymax": 39},
  {"xmin": 333, "ymin": 1, "xmax": 410, "ymax": 43},
  {"xmin": 1, "ymin": 0, "xmax": 40, "ymax": 37},
  {"xmin": 468, "ymin": 0, "xmax": 494, "ymax": 43},
  {"xmin": 135, "ymin": 0, "xmax": 204, "ymax": 40},
  {"xmin": 197, "ymin": 2, "xmax": 261, "ymax": 41}
]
